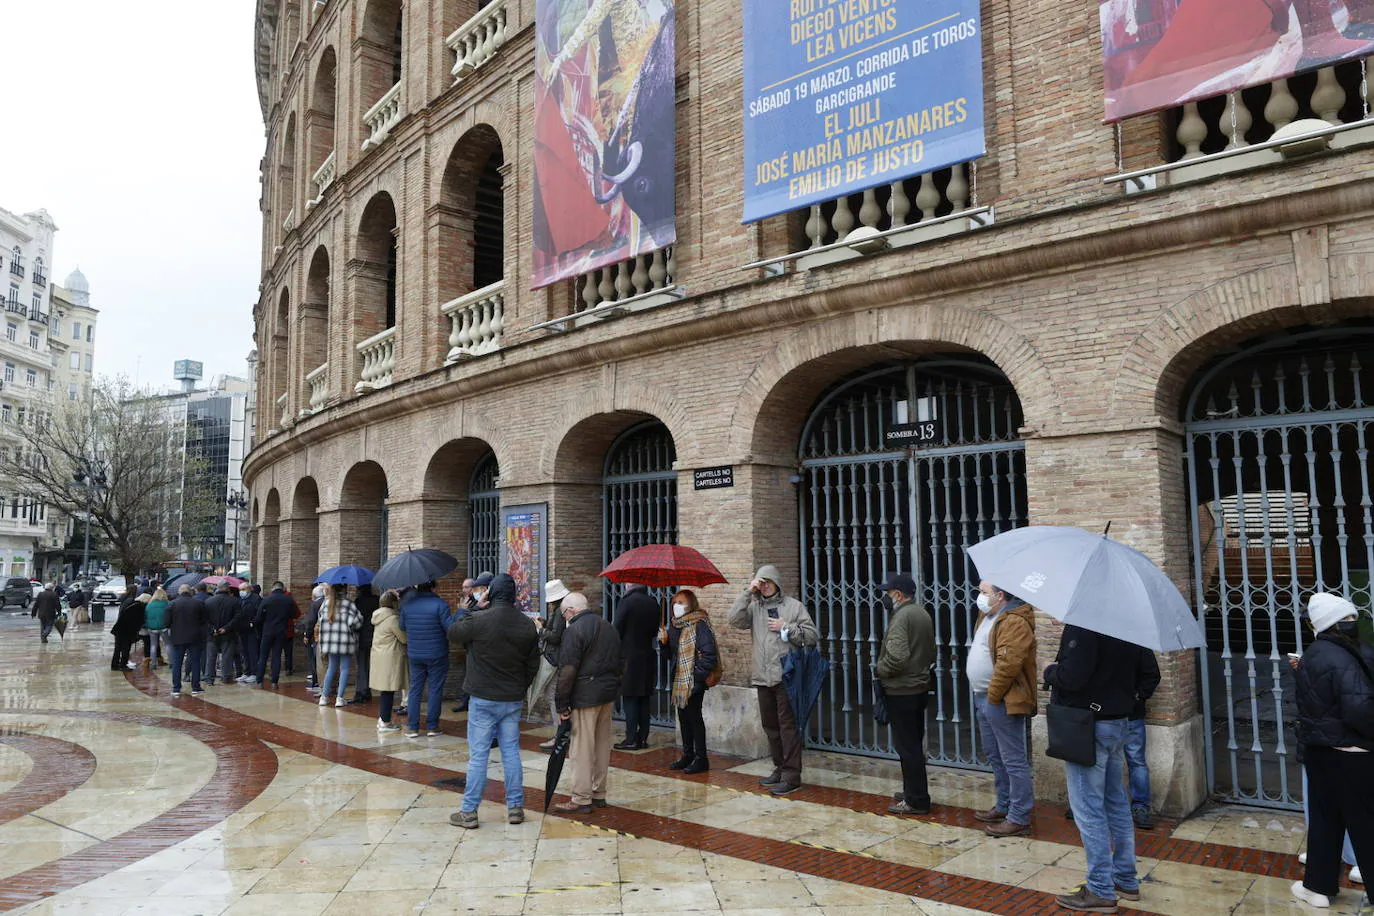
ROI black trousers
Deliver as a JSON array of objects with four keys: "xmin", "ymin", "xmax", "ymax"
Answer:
[
  {"xmin": 887, "ymin": 691, "xmax": 931, "ymax": 809},
  {"xmin": 757, "ymin": 684, "xmax": 804, "ymax": 783},
  {"xmin": 111, "ymin": 637, "xmax": 134, "ymax": 670},
  {"xmin": 622, "ymin": 695, "xmax": 652, "ymax": 743},
  {"xmin": 678, "ymin": 691, "xmax": 707, "ymax": 758},
  {"xmin": 258, "ymin": 633, "xmax": 287, "ymax": 685},
  {"xmin": 1304, "ymin": 746, "xmax": 1374, "ymax": 897}
]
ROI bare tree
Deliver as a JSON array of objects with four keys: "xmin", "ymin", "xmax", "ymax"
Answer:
[{"xmin": 4, "ymin": 377, "xmax": 218, "ymax": 577}]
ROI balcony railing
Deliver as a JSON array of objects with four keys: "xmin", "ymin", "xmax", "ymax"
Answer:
[
  {"xmin": 28, "ymin": 310, "xmax": 46, "ymax": 325},
  {"xmin": 361, "ymin": 82, "xmax": 403, "ymax": 151},
  {"xmin": 8, "ymin": 263, "xmax": 22, "ymax": 279},
  {"xmin": 276, "ymin": 392, "xmax": 289, "ymax": 429},
  {"xmin": 5, "ymin": 299, "xmax": 24, "ymax": 315},
  {"xmin": 282, "ymin": 208, "xmax": 296, "ymax": 234},
  {"xmin": 443, "ymin": 280, "xmax": 505, "ymax": 362},
  {"xmin": 32, "ymin": 272, "xmax": 45, "ymax": 289},
  {"xmin": 354, "ymin": 327, "xmax": 396, "ymax": 392},
  {"xmin": 573, "ymin": 246, "xmax": 677, "ymax": 313},
  {"xmin": 302, "ymin": 362, "xmax": 329, "ymax": 415},
  {"xmin": 446, "ymin": 0, "xmax": 509, "ymax": 82},
  {"xmin": 308, "ymin": 151, "xmax": 337, "ymax": 208}
]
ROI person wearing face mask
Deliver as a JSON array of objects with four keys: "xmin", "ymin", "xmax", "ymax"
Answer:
[
  {"xmin": 659, "ymin": 590, "xmax": 720, "ymax": 773},
  {"xmin": 874, "ymin": 573, "xmax": 936, "ymax": 815},
  {"xmin": 235, "ymin": 584, "xmax": 262, "ymax": 684},
  {"xmin": 1291, "ymin": 592, "xmax": 1374, "ymax": 910},
  {"xmin": 451, "ymin": 573, "xmax": 492, "ymax": 713},
  {"xmin": 966, "ymin": 581, "xmax": 1038, "ymax": 836},
  {"xmin": 729, "ymin": 564, "xmax": 820, "ymax": 796}
]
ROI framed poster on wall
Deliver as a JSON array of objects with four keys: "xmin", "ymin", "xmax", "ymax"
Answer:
[{"xmin": 500, "ymin": 503, "xmax": 548, "ymax": 618}]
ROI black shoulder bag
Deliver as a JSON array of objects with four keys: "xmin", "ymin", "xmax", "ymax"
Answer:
[{"xmin": 1045, "ymin": 701, "xmax": 1099, "ymax": 767}]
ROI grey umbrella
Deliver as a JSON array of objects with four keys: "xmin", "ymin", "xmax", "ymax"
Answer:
[
  {"xmin": 966, "ymin": 525, "xmax": 1205, "ymax": 652},
  {"xmin": 372, "ymin": 549, "xmax": 459, "ymax": 592}
]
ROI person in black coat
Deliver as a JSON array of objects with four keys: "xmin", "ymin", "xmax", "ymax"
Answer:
[
  {"xmin": 352, "ymin": 584, "xmax": 380, "ymax": 703},
  {"xmin": 614, "ymin": 583, "xmax": 661, "ymax": 750},
  {"xmin": 256, "ymin": 582, "xmax": 300, "ymax": 688},
  {"xmin": 1292, "ymin": 593, "xmax": 1374, "ymax": 908},
  {"xmin": 32, "ymin": 583, "xmax": 61, "ymax": 643},
  {"xmin": 660, "ymin": 589, "xmax": 719, "ymax": 773},
  {"xmin": 205, "ymin": 584, "xmax": 241, "ymax": 685},
  {"xmin": 109, "ymin": 587, "xmax": 145, "ymax": 671},
  {"xmin": 167, "ymin": 585, "xmax": 208, "ymax": 696}
]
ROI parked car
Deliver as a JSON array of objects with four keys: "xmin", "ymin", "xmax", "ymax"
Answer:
[
  {"xmin": 29, "ymin": 580, "xmax": 42, "ymax": 600},
  {"xmin": 1, "ymin": 578, "xmax": 32, "ymax": 609},
  {"xmin": 92, "ymin": 577, "xmax": 127, "ymax": 604}
]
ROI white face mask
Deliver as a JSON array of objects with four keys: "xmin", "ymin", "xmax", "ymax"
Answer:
[
  {"xmin": 240, "ymin": 591, "xmax": 250, "ymax": 598},
  {"xmin": 672, "ymin": 604, "xmax": 688, "ymax": 618},
  {"xmin": 976, "ymin": 593, "xmax": 993, "ymax": 613}
]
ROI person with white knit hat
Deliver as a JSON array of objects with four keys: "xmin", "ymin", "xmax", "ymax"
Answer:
[{"xmin": 1292, "ymin": 592, "xmax": 1374, "ymax": 909}]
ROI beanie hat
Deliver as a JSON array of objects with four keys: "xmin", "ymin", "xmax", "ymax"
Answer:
[{"xmin": 1308, "ymin": 593, "xmax": 1358, "ymax": 633}]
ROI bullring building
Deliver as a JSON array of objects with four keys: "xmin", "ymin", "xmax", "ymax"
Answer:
[{"xmin": 248, "ymin": 0, "xmax": 1374, "ymax": 816}]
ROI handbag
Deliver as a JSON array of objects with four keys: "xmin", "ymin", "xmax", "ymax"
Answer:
[
  {"xmin": 871, "ymin": 677, "xmax": 890, "ymax": 726},
  {"xmin": 1045, "ymin": 702, "xmax": 1098, "ymax": 766}
]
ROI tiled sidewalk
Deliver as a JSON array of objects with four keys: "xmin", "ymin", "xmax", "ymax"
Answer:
[{"xmin": 0, "ymin": 617, "xmax": 1361, "ymax": 915}]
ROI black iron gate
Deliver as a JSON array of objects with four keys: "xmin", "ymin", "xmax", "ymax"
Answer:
[
  {"xmin": 468, "ymin": 451, "xmax": 500, "ymax": 576},
  {"xmin": 602, "ymin": 420, "xmax": 678, "ymax": 726},
  {"xmin": 799, "ymin": 359, "xmax": 1026, "ymax": 766},
  {"xmin": 1185, "ymin": 328, "xmax": 1374, "ymax": 809}
]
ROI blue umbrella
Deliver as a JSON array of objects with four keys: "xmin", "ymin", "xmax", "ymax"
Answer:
[
  {"xmin": 314, "ymin": 565, "xmax": 374, "ymax": 586},
  {"xmin": 372, "ymin": 548, "xmax": 459, "ymax": 592},
  {"xmin": 781, "ymin": 646, "xmax": 831, "ymax": 735},
  {"xmin": 966, "ymin": 525, "xmax": 1205, "ymax": 652}
]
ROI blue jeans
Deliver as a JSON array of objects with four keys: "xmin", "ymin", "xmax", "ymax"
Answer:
[
  {"xmin": 321, "ymin": 653, "xmax": 352, "ymax": 700},
  {"xmin": 1125, "ymin": 717, "xmax": 1150, "ymax": 811},
  {"xmin": 974, "ymin": 694, "xmax": 1034, "ymax": 825},
  {"xmin": 407, "ymin": 656, "xmax": 449, "ymax": 731},
  {"xmin": 461, "ymin": 698, "xmax": 526, "ymax": 812},
  {"xmin": 1065, "ymin": 717, "xmax": 1138, "ymax": 899},
  {"xmin": 1302, "ymin": 768, "xmax": 1357, "ymax": 866},
  {"xmin": 170, "ymin": 644, "xmax": 204, "ymax": 694}
]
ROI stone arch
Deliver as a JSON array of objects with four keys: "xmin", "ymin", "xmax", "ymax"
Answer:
[
  {"xmin": 302, "ymin": 246, "xmax": 331, "ymax": 385},
  {"xmin": 308, "ymin": 47, "xmax": 338, "ymax": 182},
  {"xmin": 287, "ymin": 477, "xmax": 321, "ymax": 597},
  {"xmin": 437, "ymin": 124, "xmax": 506, "ymax": 303},
  {"xmin": 541, "ymin": 380, "xmax": 695, "ymax": 481},
  {"xmin": 356, "ymin": 191, "xmax": 398, "ymax": 338},
  {"xmin": 420, "ymin": 438, "xmax": 499, "ymax": 572},
  {"xmin": 270, "ymin": 289, "xmax": 291, "ymax": 419},
  {"xmin": 260, "ymin": 488, "xmax": 282, "ymax": 585},
  {"xmin": 280, "ymin": 112, "xmax": 298, "ymax": 227},
  {"xmin": 359, "ymin": 0, "xmax": 403, "ymax": 110},
  {"xmin": 339, "ymin": 460, "xmax": 389, "ymax": 568},
  {"xmin": 727, "ymin": 307, "xmax": 1056, "ymax": 465}
]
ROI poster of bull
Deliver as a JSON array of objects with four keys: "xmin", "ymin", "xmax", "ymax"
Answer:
[
  {"xmin": 1102, "ymin": 0, "xmax": 1374, "ymax": 122},
  {"xmin": 532, "ymin": 0, "xmax": 676, "ymax": 289}
]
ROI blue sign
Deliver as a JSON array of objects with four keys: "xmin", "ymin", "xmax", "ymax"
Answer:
[{"xmin": 743, "ymin": 0, "xmax": 985, "ymax": 224}]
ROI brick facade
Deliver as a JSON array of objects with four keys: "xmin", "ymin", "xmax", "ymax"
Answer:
[{"xmin": 248, "ymin": 0, "xmax": 1374, "ymax": 815}]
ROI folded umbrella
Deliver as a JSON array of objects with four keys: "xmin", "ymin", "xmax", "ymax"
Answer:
[
  {"xmin": 542, "ymin": 719, "xmax": 574, "ymax": 813},
  {"xmin": 372, "ymin": 549, "xmax": 459, "ymax": 592},
  {"xmin": 966, "ymin": 525, "xmax": 1205, "ymax": 653},
  {"xmin": 781, "ymin": 646, "xmax": 830, "ymax": 736},
  {"xmin": 53, "ymin": 611, "xmax": 67, "ymax": 639},
  {"xmin": 314, "ymin": 565, "xmax": 374, "ymax": 587},
  {"xmin": 599, "ymin": 544, "xmax": 727, "ymax": 589}
]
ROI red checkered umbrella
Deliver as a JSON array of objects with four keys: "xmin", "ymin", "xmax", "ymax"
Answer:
[{"xmin": 598, "ymin": 544, "xmax": 728, "ymax": 589}]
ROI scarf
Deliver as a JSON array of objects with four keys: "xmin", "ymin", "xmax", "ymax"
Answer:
[{"xmin": 671, "ymin": 609, "xmax": 711, "ymax": 709}]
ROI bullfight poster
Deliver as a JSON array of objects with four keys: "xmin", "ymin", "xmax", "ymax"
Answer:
[
  {"xmin": 1102, "ymin": 0, "xmax": 1374, "ymax": 122},
  {"xmin": 743, "ymin": 0, "xmax": 985, "ymax": 223},
  {"xmin": 501, "ymin": 504, "xmax": 547, "ymax": 618},
  {"xmin": 532, "ymin": 0, "xmax": 676, "ymax": 289}
]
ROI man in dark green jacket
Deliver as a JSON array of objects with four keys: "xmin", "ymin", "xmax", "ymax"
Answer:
[{"xmin": 876, "ymin": 573, "xmax": 935, "ymax": 815}]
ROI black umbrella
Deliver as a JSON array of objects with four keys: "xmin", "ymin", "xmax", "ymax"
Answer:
[
  {"xmin": 372, "ymin": 548, "xmax": 460, "ymax": 592},
  {"xmin": 542, "ymin": 719, "xmax": 573, "ymax": 813}
]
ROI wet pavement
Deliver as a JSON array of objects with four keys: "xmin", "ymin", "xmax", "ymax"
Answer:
[{"xmin": 0, "ymin": 611, "xmax": 1361, "ymax": 915}]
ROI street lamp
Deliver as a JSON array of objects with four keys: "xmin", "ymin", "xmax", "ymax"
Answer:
[
  {"xmin": 73, "ymin": 461, "xmax": 106, "ymax": 580},
  {"xmin": 226, "ymin": 489, "xmax": 248, "ymax": 576}
]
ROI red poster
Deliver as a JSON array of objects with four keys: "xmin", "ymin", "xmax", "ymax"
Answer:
[
  {"xmin": 1102, "ymin": 0, "xmax": 1374, "ymax": 122},
  {"xmin": 531, "ymin": 0, "xmax": 677, "ymax": 289}
]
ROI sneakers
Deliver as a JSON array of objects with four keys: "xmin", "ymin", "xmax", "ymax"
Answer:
[
  {"xmin": 170, "ymin": 691, "xmax": 182, "ymax": 698},
  {"xmin": 769, "ymin": 781, "xmax": 802, "ymax": 797},
  {"xmin": 508, "ymin": 808, "xmax": 525, "ymax": 825},
  {"xmin": 1055, "ymin": 885, "xmax": 1119, "ymax": 913},
  {"xmin": 377, "ymin": 720, "xmax": 400, "ymax": 732},
  {"xmin": 335, "ymin": 697, "xmax": 346, "ymax": 708},
  {"xmin": 403, "ymin": 731, "xmax": 421, "ymax": 738},
  {"xmin": 318, "ymin": 697, "xmax": 328, "ymax": 706},
  {"xmin": 1354, "ymin": 867, "xmax": 1365, "ymax": 885},
  {"xmin": 759, "ymin": 771, "xmax": 782, "ymax": 787},
  {"xmin": 426, "ymin": 730, "xmax": 441, "ymax": 737},
  {"xmin": 191, "ymin": 690, "xmax": 204, "ymax": 697},
  {"xmin": 1300, "ymin": 852, "xmax": 1309, "ymax": 865},
  {"xmin": 1132, "ymin": 806, "xmax": 1155, "ymax": 829},
  {"xmin": 1292, "ymin": 881, "xmax": 1332, "ymax": 908},
  {"xmin": 450, "ymin": 810, "xmax": 479, "ymax": 829},
  {"xmin": 888, "ymin": 799, "xmax": 929, "ymax": 815}
]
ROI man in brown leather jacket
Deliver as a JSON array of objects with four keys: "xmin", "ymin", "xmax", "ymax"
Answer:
[{"xmin": 968, "ymin": 580, "xmax": 1037, "ymax": 837}]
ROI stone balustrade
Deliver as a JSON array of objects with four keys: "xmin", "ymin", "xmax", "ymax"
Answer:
[
  {"xmin": 799, "ymin": 164, "xmax": 973, "ymax": 253},
  {"xmin": 361, "ymin": 82, "xmax": 403, "ymax": 151},
  {"xmin": 354, "ymin": 327, "xmax": 396, "ymax": 392},
  {"xmin": 446, "ymin": 0, "xmax": 510, "ymax": 82},
  {"xmin": 308, "ymin": 151, "xmax": 336, "ymax": 207},
  {"xmin": 302, "ymin": 363, "xmax": 328, "ymax": 416},
  {"xmin": 442, "ymin": 281, "xmax": 505, "ymax": 362},
  {"xmin": 573, "ymin": 246, "xmax": 676, "ymax": 312}
]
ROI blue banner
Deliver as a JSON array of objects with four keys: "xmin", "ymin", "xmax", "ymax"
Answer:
[{"xmin": 743, "ymin": 0, "xmax": 985, "ymax": 224}]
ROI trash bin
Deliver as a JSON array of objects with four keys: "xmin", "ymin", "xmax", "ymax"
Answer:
[{"xmin": 90, "ymin": 603, "xmax": 106, "ymax": 624}]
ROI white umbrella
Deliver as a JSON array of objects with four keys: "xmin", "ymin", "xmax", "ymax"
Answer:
[{"xmin": 966, "ymin": 525, "xmax": 1205, "ymax": 652}]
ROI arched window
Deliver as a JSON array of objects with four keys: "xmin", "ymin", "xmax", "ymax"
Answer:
[
  {"xmin": 308, "ymin": 48, "xmax": 338, "ymax": 193},
  {"xmin": 303, "ymin": 247, "xmax": 331, "ymax": 385},
  {"xmin": 8, "ymin": 248, "xmax": 22, "ymax": 279},
  {"xmin": 31, "ymin": 257, "xmax": 45, "ymax": 288},
  {"xmin": 360, "ymin": 0, "xmax": 403, "ymax": 109},
  {"xmin": 280, "ymin": 114, "xmax": 298, "ymax": 228},
  {"xmin": 437, "ymin": 126, "xmax": 505, "ymax": 304}
]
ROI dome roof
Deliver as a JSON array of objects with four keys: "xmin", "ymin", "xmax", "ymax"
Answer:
[{"xmin": 63, "ymin": 266, "xmax": 89, "ymax": 293}]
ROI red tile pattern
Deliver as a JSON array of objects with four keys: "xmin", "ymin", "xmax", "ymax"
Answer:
[
  {"xmin": 0, "ymin": 733, "xmax": 97, "ymax": 827},
  {"xmin": 0, "ymin": 710, "xmax": 278, "ymax": 910}
]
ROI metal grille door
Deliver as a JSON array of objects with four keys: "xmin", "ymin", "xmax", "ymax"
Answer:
[
  {"xmin": 603, "ymin": 421, "xmax": 678, "ymax": 726},
  {"xmin": 799, "ymin": 361, "xmax": 1026, "ymax": 766},
  {"xmin": 1186, "ymin": 330, "xmax": 1374, "ymax": 809},
  {"xmin": 468, "ymin": 452, "xmax": 500, "ymax": 575}
]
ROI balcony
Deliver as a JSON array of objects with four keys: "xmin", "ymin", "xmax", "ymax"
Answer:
[
  {"xmin": 532, "ymin": 247, "xmax": 681, "ymax": 334},
  {"xmin": 32, "ymin": 272, "xmax": 46, "ymax": 289},
  {"xmin": 308, "ymin": 151, "xmax": 336, "ymax": 208},
  {"xmin": 354, "ymin": 327, "xmax": 396, "ymax": 392},
  {"xmin": 301, "ymin": 363, "xmax": 328, "ymax": 416},
  {"xmin": 361, "ymin": 82, "xmax": 403, "ymax": 152},
  {"xmin": 5, "ymin": 299, "xmax": 25, "ymax": 316},
  {"xmin": 8, "ymin": 262, "xmax": 22, "ymax": 280},
  {"xmin": 28, "ymin": 309, "xmax": 46, "ymax": 325},
  {"xmin": 446, "ymin": 0, "xmax": 509, "ymax": 83},
  {"xmin": 442, "ymin": 281, "xmax": 505, "ymax": 362}
]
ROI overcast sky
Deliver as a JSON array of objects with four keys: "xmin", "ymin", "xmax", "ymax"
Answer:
[{"xmin": 6, "ymin": 1, "xmax": 262, "ymax": 393}]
